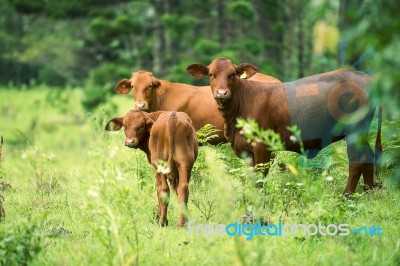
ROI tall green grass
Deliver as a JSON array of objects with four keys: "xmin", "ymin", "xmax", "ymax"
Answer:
[{"xmin": 0, "ymin": 87, "xmax": 399, "ymax": 265}]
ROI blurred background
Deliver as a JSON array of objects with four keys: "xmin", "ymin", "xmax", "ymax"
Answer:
[{"xmin": 0, "ymin": 1, "xmax": 397, "ymax": 102}]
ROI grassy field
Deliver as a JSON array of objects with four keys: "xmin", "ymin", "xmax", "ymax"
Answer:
[{"xmin": 0, "ymin": 86, "xmax": 399, "ymax": 266}]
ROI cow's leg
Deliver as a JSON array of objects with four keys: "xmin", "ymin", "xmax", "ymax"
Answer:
[
  {"xmin": 344, "ymin": 134, "xmax": 375, "ymax": 195},
  {"xmin": 156, "ymin": 173, "xmax": 170, "ymax": 226},
  {"xmin": 361, "ymin": 163, "xmax": 375, "ymax": 191},
  {"xmin": 176, "ymin": 165, "xmax": 192, "ymax": 227},
  {"xmin": 253, "ymin": 144, "xmax": 272, "ymax": 188},
  {"xmin": 344, "ymin": 163, "xmax": 363, "ymax": 195}
]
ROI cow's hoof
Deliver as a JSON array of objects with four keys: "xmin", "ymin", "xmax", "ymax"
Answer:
[
  {"xmin": 159, "ymin": 219, "xmax": 168, "ymax": 227},
  {"xmin": 363, "ymin": 183, "xmax": 381, "ymax": 192},
  {"xmin": 342, "ymin": 191, "xmax": 352, "ymax": 197},
  {"xmin": 177, "ymin": 223, "xmax": 185, "ymax": 228}
]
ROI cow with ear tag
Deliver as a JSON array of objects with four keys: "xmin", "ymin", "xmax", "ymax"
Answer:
[
  {"xmin": 187, "ymin": 57, "xmax": 382, "ymax": 195},
  {"xmin": 105, "ymin": 110, "xmax": 198, "ymax": 227}
]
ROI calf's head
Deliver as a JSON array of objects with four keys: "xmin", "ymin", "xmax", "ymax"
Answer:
[
  {"xmin": 114, "ymin": 70, "xmax": 164, "ymax": 111},
  {"xmin": 105, "ymin": 110, "xmax": 154, "ymax": 148},
  {"xmin": 186, "ymin": 57, "xmax": 257, "ymax": 102}
]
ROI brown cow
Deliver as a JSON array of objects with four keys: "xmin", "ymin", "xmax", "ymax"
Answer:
[
  {"xmin": 114, "ymin": 70, "xmax": 280, "ymax": 145},
  {"xmin": 105, "ymin": 110, "xmax": 198, "ymax": 227},
  {"xmin": 187, "ymin": 57, "xmax": 382, "ymax": 195}
]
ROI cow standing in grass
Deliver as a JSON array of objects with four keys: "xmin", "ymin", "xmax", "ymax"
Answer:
[
  {"xmin": 187, "ymin": 57, "xmax": 382, "ymax": 195},
  {"xmin": 114, "ymin": 70, "xmax": 280, "ymax": 145},
  {"xmin": 105, "ymin": 110, "xmax": 198, "ymax": 227}
]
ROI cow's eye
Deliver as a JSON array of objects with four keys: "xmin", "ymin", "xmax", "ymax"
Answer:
[{"xmin": 208, "ymin": 73, "xmax": 214, "ymax": 78}]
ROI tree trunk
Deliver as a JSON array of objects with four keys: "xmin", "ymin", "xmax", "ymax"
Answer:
[
  {"xmin": 216, "ymin": 0, "xmax": 225, "ymax": 45},
  {"xmin": 297, "ymin": 1, "xmax": 305, "ymax": 77}
]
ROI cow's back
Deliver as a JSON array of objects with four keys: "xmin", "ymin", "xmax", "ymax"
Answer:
[{"xmin": 149, "ymin": 112, "xmax": 198, "ymax": 166}]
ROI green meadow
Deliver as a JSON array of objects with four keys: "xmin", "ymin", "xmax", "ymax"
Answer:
[{"xmin": 0, "ymin": 86, "xmax": 399, "ymax": 265}]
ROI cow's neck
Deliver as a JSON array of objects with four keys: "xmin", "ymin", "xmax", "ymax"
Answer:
[
  {"xmin": 218, "ymin": 80, "xmax": 245, "ymax": 142},
  {"xmin": 152, "ymin": 80, "xmax": 193, "ymax": 112}
]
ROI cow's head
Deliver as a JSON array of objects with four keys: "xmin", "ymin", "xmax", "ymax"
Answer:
[
  {"xmin": 114, "ymin": 70, "xmax": 163, "ymax": 111},
  {"xmin": 105, "ymin": 110, "xmax": 154, "ymax": 148},
  {"xmin": 186, "ymin": 57, "xmax": 257, "ymax": 102}
]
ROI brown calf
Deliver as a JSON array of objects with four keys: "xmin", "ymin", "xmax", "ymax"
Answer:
[
  {"xmin": 187, "ymin": 57, "xmax": 382, "ymax": 195},
  {"xmin": 114, "ymin": 70, "xmax": 280, "ymax": 145},
  {"xmin": 105, "ymin": 110, "xmax": 198, "ymax": 226}
]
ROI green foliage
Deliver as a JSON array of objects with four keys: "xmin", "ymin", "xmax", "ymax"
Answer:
[
  {"xmin": 161, "ymin": 14, "xmax": 197, "ymax": 38},
  {"xmin": 88, "ymin": 63, "xmax": 130, "ymax": 87},
  {"xmin": 227, "ymin": 1, "xmax": 257, "ymax": 21},
  {"xmin": 89, "ymin": 14, "xmax": 143, "ymax": 40},
  {"xmin": 242, "ymin": 38, "xmax": 263, "ymax": 57},
  {"xmin": 195, "ymin": 39, "xmax": 220, "ymax": 57},
  {"xmin": 196, "ymin": 124, "xmax": 220, "ymax": 146},
  {"xmin": 9, "ymin": 0, "xmax": 130, "ymax": 18},
  {"xmin": 236, "ymin": 118, "xmax": 285, "ymax": 152},
  {"xmin": 0, "ymin": 219, "xmax": 42, "ymax": 266},
  {"xmin": 81, "ymin": 85, "xmax": 112, "ymax": 112},
  {"xmin": 381, "ymin": 119, "xmax": 400, "ymax": 188},
  {"xmin": 0, "ymin": 195, "xmax": 4, "ymax": 221}
]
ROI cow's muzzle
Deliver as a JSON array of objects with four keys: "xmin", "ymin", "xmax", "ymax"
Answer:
[
  {"xmin": 135, "ymin": 102, "xmax": 148, "ymax": 111},
  {"xmin": 215, "ymin": 89, "xmax": 230, "ymax": 100},
  {"xmin": 125, "ymin": 138, "xmax": 139, "ymax": 148}
]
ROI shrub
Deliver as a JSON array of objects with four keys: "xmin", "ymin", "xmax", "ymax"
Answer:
[{"xmin": 0, "ymin": 220, "xmax": 42, "ymax": 266}]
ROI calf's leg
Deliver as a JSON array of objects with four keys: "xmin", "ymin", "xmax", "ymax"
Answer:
[
  {"xmin": 176, "ymin": 165, "xmax": 192, "ymax": 227},
  {"xmin": 156, "ymin": 173, "xmax": 170, "ymax": 226}
]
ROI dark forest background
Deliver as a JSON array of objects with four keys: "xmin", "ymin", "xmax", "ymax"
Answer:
[{"xmin": 0, "ymin": 0, "xmax": 399, "ymax": 116}]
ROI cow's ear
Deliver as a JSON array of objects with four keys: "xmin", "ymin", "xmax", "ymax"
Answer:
[
  {"xmin": 105, "ymin": 117, "xmax": 124, "ymax": 131},
  {"xmin": 236, "ymin": 63, "xmax": 258, "ymax": 79},
  {"xmin": 186, "ymin": 64, "xmax": 209, "ymax": 78},
  {"xmin": 115, "ymin": 79, "xmax": 132, "ymax": 94},
  {"xmin": 153, "ymin": 79, "xmax": 165, "ymax": 95}
]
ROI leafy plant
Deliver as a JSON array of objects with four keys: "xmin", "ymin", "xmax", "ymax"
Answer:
[
  {"xmin": 196, "ymin": 124, "xmax": 220, "ymax": 146},
  {"xmin": 0, "ymin": 220, "xmax": 42, "ymax": 266}
]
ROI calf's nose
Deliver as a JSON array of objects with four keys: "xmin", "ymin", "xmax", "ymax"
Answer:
[{"xmin": 125, "ymin": 138, "xmax": 137, "ymax": 147}]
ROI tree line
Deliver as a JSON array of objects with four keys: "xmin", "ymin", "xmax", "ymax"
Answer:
[{"xmin": 0, "ymin": 0, "xmax": 399, "ymax": 115}]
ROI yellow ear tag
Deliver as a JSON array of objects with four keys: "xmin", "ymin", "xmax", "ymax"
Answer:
[{"xmin": 240, "ymin": 71, "xmax": 247, "ymax": 79}]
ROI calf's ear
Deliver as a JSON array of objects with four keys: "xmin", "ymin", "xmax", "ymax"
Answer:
[
  {"xmin": 143, "ymin": 114, "xmax": 155, "ymax": 133},
  {"xmin": 105, "ymin": 117, "xmax": 124, "ymax": 131},
  {"xmin": 186, "ymin": 64, "xmax": 209, "ymax": 78},
  {"xmin": 236, "ymin": 63, "xmax": 258, "ymax": 79},
  {"xmin": 115, "ymin": 79, "xmax": 132, "ymax": 94}
]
